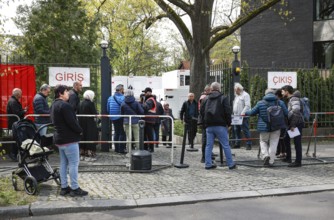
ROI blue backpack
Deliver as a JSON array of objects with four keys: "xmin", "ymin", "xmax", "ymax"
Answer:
[{"xmin": 300, "ymin": 97, "xmax": 311, "ymax": 122}]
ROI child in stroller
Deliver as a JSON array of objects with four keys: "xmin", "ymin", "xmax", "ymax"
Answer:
[{"xmin": 11, "ymin": 119, "xmax": 60, "ymax": 195}]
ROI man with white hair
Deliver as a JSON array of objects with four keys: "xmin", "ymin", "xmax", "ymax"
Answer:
[
  {"xmin": 232, "ymin": 83, "xmax": 252, "ymax": 150},
  {"xmin": 200, "ymin": 82, "xmax": 236, "ymax": 170},
  {"xmin": 6, "ymin": 88, "xmax": 27, "ymax": 161}
]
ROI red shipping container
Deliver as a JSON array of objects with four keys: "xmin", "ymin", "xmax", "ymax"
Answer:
[{"xmin": 0, "ymin": 64, "xmax": 36, "ymax": 129}]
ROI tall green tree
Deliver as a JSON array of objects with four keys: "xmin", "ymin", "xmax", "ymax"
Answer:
[
  {"xmin": 13, "ymin": 0, "xmax": 99, "ymax": 64},
  {"xmin": 146, "ymin": 0, "xmax": 285, "ymax": 98},
  {"xmin": 87, "ymin": 0, "xmax": 173, "ymax": 76}
]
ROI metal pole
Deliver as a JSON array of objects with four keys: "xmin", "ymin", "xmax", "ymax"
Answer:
[
  {"xmin": 100, "ymin": 44, "xmax": 111, "ymax": 152},
  {"xmin": 174, "ymin": 123, "xmax": 189, "ymax": 168}
]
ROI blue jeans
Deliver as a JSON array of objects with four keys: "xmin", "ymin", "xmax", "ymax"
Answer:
[
  {"xmin": 112, "ymin": 118, "xmax": 126, "ymax": 152},
  {"xmin": 205, "ymin": 126, "xmax": 235, "ymax": 168},
  {"xmin": 58, "ymin": 142, "xmax": 80, "ymax": 189},
  {"xmin": 233, "ymin": 118, "xmax": 251, "ymax": 145}
]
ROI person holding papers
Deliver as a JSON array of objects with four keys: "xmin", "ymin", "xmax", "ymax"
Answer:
[{"xmin": 281, "ymin": 85, "xmax": 305, "ymax": 167}]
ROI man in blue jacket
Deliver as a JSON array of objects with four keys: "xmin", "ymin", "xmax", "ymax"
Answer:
[
  {"xmin": 33, "ymin": 84, "xmax": 51, "ymax": 136},
  {"xmin": 107, "ymin": 84, "xmax": 126, "ymax": 154},
  {"xmin": 245, "ymin": 88, "xmax": 288, "ymax": 167}
]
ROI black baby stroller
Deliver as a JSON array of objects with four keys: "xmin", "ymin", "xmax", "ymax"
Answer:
[{"xmin": 11, "ymin": 119, "xmax": 60, "ymax": 195}]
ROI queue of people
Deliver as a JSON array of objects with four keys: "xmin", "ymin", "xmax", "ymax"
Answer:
[{"xmin": 5, "ymin": 79, "xmax": 308, "ymax": 197}]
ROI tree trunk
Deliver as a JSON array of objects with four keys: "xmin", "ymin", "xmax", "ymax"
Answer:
[{"xmin": 189, "ymin": 0, "xmax": 213, "ymax": 100}]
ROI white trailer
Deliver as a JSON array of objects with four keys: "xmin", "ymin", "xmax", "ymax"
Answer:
[
  {"xmin": 161, "ymin": 70, "xmax": 190, "ymax": 119},
  {"xmin": 112, "ymin": 76, "xmax": 164, "ymax": 101},
  {"xmin": 112, "ymin": 70, "xmax": 191, "ymax": 119}
]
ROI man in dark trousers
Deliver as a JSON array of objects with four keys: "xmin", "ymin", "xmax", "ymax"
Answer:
[
  {"xmin": 142, "ymin": 87, "xmax": 156, "ymax": 152},
  {"xmin": 281, "ymin": 85, "xmax": 304, "ymax": 167},
  {"xmin": 33, "ymin": 84, "xmax": 51, "ymax": 136},
  {"xmin": 68, "ymin": 81, "xmax": 83, "ymax": 113},
  {"xmin": 6, "ymin": 88, "xmax": 27, "ymax": 161},
  {"xmin": 180, "ymin": 93, "xmax": 198, "ymax": 148}
]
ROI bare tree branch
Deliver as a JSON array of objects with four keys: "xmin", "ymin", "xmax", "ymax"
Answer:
[
  {"xmin": 204, "ymin": 0, "xmax": 282, "ymax": 52},
  {"xmin": 210, "ymin": 25, "xmax": 229, "ymax": 36},
  {"xmin": 167, "ymin": 0, "xmax": 192, "ymax": 14},
  {"xmin": 153, "ymin": 0, "xmax": 193, "ymax": 53}
]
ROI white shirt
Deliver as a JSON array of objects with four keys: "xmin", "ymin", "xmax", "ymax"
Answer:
[{"xmin": 233, "ymin": 91, "xmax": 251, "ymax": 115}]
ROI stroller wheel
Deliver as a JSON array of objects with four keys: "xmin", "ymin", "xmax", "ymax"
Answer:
[
  {"xmin": 12, "ymin": 174, "xmax": 18, "ymax": 191},
  {"xmin": 24, "ymin": 176, "xmax": 38, "ymax": 195},
  {"xmin": 52, "ymin": 168, "xmax": 61, "ymax": 186}
]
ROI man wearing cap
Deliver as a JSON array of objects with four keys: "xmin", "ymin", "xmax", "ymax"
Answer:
[
  {"xmin": 33, "ymin": 84, "xmax": 51, "ymax": 136},
  {"xmin": 107, "ymin": 84, "xmax": 126, "ymax": 154},
  {"xmin": 142, "ymin": 87, "xmax": 156, "ymax": 152},
  {"xmin": 68, "ymin": 81, "xmax": 83, "ymax": 114}
]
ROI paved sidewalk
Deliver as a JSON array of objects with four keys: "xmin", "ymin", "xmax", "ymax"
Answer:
[{"xmin": 1, "ymin": 142, "xmax": 334, "ymax": 219}]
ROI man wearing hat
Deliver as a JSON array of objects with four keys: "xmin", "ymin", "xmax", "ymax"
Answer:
[
  {"xmin": 142, "ymin": 87, "xmax": 157, "ymax": 152},
  {"xmin": 33, "ymin": 84, "xmax": 51, "ymax": 136},
  {"xmin": 107, "ymin": 84, "xmax": 126, "ymax": 154}
]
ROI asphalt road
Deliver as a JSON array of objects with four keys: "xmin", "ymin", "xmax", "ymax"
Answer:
[{"xmin": 16, "ymin": 191, "xmax": 334, "ymax": 220}]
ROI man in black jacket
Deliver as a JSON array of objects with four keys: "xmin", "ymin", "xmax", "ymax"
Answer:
[
  {"xmin": 200, "ymin": 82, "xmax": 236, "ymax": 170},
  {"xmin": 180, "ymin": 93, "xmax": 198, "ymax": 148},
  {"xmin": 6, "ymin": 88, "xmax": 27, "ymax": 161},
  {"xmin": 68, "ymin": 81, "xmax": 82, "ymax": 113},
  {"xmin": 33, "ymin": 84, "xmax": 51, "ymax": 136},
  {"xmin": 50, "ymin": 84, "xmax": 88, "ymax": 197}
]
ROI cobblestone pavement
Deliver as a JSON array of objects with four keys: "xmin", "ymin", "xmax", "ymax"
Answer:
[{"xmin": 1, "ymin": 142, "xmax": 334, "ymax": 217}]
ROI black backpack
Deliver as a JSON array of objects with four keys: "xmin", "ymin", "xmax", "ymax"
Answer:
[{"xmin": 262, "ymin": 100, "xmax": 286, "ymax": 131}]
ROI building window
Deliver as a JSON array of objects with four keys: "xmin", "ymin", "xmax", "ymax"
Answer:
[
  {"xmin": 314, "ymin": 41, "xmax": 334, "ymax": 68},
  {"xmin": 315, "ymin": 0, "xmax": 334, "ymax": 21},
  {"xmin": 185, "ymin": 75, "xmax": 190, "ymax": 86}
]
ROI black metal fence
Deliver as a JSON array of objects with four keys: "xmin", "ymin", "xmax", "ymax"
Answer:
[{"xmin": 206, "ymin": 64, "xmax": 334, "ymax": 128}]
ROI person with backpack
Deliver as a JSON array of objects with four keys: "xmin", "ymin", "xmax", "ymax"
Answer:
[
  {"xmin": 200, "ymin": 82, "xmax": 236, "ymax": 170},
  {"xmin": 245, "ymin": 88, "xmax": 288, "ymax": 167},
  {"xmin": 281, "ymin": 85, "xmax": 305, "ymax": 167},
  {"xmin": 107, "ymin": 84, "xmax": 126, "ymax": 154},
  {"xmin": 121, "ymin": 89, "xmax": 144, "ymax": 151}
]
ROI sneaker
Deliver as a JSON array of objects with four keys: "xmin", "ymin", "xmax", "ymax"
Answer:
[
  {"xmin": 205, "ymin": 164, "xmax": 217, "ymax": 170},
  {"xmin": 263, "ymin": 156, "xmax": 270, "ymax": 166},
  {"xmin": 59, "ymin": 186, "xmax": 71, "ymax": 196},
  {"xmin": 80, "ymin": 156, "xmax": 85, "ymax": 161},
  {"xmin": 70, "ymin": 187, "xmax": 88, "ymax": 197},
  {"xmin": 282, "ymin": 158, "xmax": 292, "ymax": 163},
  {"xmin": 288, "ymin": 162, "xmax": 302, "ymax": 167},
  {"xmin": 200, "ymin": 157, "xmax": 205, "ymax": 163},
  {"xmin": 229, "ymin": 164, "xmax": 237, "ymax": 170}
]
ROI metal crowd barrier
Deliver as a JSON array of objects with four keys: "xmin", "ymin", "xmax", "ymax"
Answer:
[
  {"xmin": 231, "ymin": 112, "xmax": 334, "ymax": 167},
  {"xmin": 22, "ymin": 114, "xmax": 175, "ymax": 172},
  {"xmin": 0, "ymin": 114, "xmax": 20, "ymax": 144}
]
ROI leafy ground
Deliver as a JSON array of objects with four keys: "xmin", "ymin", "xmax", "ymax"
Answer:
[{"xmin": 0, "ymin": 176, "xmax": 37, "ymax": 206}]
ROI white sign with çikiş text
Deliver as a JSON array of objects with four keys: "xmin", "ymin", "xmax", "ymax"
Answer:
[
  {"xmin": 231, "ymin": 115, "xmax": 243, "ymax": 125},
  {"xmin": 268, "ymin": 72, "xmax": 297, "ymax": 89},
  {"xmin": 49, "ymin": 67, "xmax": 90, "ymax": 87}
]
